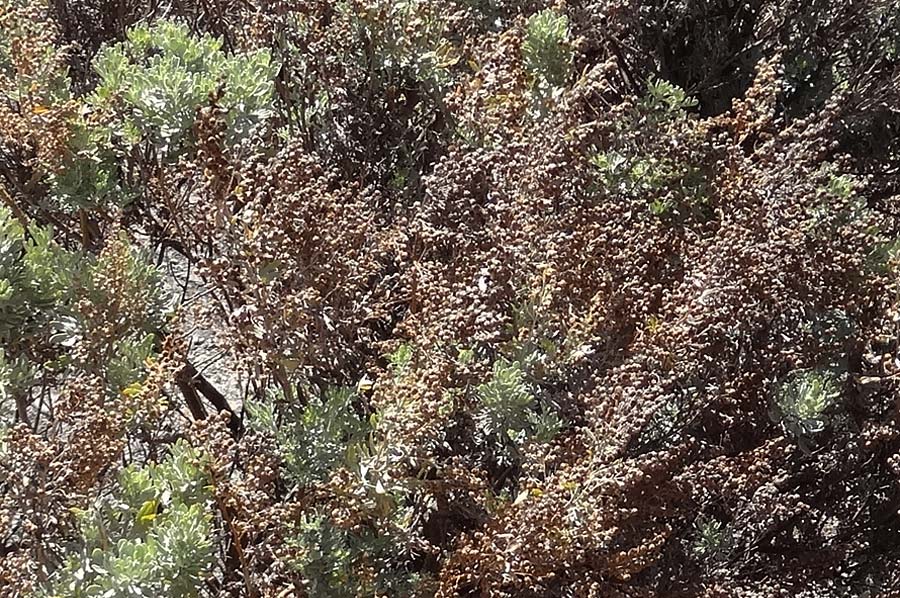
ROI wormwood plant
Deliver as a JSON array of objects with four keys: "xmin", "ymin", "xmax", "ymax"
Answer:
[
  {"xmin": 475, "ymin": 356, "xmax": 563, "ymax": 466},
  {"xmin": 44, "ymin": 440, "xmax": 215, "ymax": 598},
  {"xmin": 3, "ymin": 1, "xmax": 900, "ymax": 596},
  {"xmin": 247, "ymin": 366, "xmax": 431, "ymax": 594},
  {"xmin": 589, "ymin": 79, "xmax": 708, "ymax": 217},
  {"xmin": 642, "ymin": 77, "xmax": 699, "ymax": 115},
  {"xmin": 92, "ymin": 20, "xmax": 277, "ymax": 156},
  {"xmin": 40, "ymin": 19, "xmax": 277, "ymax": 211},
  {"xmin": 523, "ymin": 8, "xmax": 571, "ymax": 88},
  {"xmin": 0, "ymin": 203, "xmax": 176, "ymax": 590},
  {"xmin": 0, "ymin": 347, "xmax": 32, "ymax": 423},
  {"xmin": 287, "ymin": 511, "xmax": 423, "ymax": 598},
  {"xmin": 0, "ymin": 207, "xmax": 76, "ymax": 347},
  {"xmin": 247, "ymin": 386, "xmax": 369, "ymax": 487},
  {"xmin": 590, "ymin": 151, "xmax": 707, "ymax": 216},
  {"xmin": 0, "ymin": 206, "xmax": 78, "ymax": 427},
  {"xmin": 771, "ymin": 368, "xmax": 843, "ymax": 449},
  {"xmin": 523, "ymin": 8, "xmax": 572, "ymax": 118},
  {"xmin": 691, "ymin": 516, "xmax": 734, "ymax": 562}
]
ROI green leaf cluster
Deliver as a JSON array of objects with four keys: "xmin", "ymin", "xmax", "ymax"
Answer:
[
  {"xmin": 523, "ymin": 9, "xmax": 572, "ymax": 88},
  {"xmin": 45, "ymin": 440, "xmax": 214, "ymax": 598},
  {"xmin": 642, "ymin": 77, "xmax": 699, "ymax": 114},
  {"xmin": 475, "ymin": 356, "xmax": 563, "ymax": 455},
  {"xmin": 0, "ymin": 208, "xmax": 78, "ymax": 348},
  {"xmin": 0, "ymin": 211, "xmax": 168, "ymax": 430},
  {"xmin": 92, "ymin": 20, "xmax": 277, "ymax": 156},
  {"xmin": 248, "ymin": 386, "xmax": 369, "ymax": 487},
  {"xmin": 287, "ymin": 511, "xmax": 423, "ymax": 598},
  {"xmin": 771, "ymin": 368, "xmax": 843, "ymax": 447}
]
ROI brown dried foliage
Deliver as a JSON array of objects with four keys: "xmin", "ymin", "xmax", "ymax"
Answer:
[{"xmin": 3, "ymin": 0, "xmax": 900, "ymax": 596}]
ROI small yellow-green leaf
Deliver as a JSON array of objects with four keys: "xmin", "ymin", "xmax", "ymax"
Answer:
[
  {"xmin": 136, "ymin": 499, "xmax": 158, "ymax": 523},
  {"xmin": 357, "ymin": 375, "xmax": 374, "ymax": 392},
  {"xmin": 122, "ymin": 382, "xmax": 143, "ymax": 398}
]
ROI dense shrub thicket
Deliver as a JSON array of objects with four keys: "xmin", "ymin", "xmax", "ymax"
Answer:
[{"xmin": 2, "ymin": 0, "xmax": 900, "ymax": 596}]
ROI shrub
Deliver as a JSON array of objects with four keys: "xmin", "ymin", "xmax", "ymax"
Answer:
[
  {"xmin": 3, "ymin": 1, "xmax": 900, "ymax": 596},
  {"xmin": 44, "ymin": 440, "xmax": 214, "ymax": 598},
  {"xmin": 247, "ymin": 386, "xmax": 369, "ymax": 487},
  {"xmin": 523, "ymin": 8, "xmax": 571, "ymax": 88},
  {"xmin": 771, "ymin": 368, "xmax": 843, "ymax": 445},
  {"xmin": 287, "ymin": 511, "xmax": 423, "ymax": 597},
  {"xmin": 691, "ymin": 516, "xmax": 733, "ymax": 562},
  {"xmin": 92, "ymin": 20, "xmax": 277, "ymax": 157}
]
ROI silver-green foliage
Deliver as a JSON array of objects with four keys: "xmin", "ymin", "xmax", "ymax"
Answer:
[
  {"xmin": 642, "ymin": 77, "xmax": 699, "ymax": 114},
  {"xmin": 0, "ymin": 209, "xmax": 72, "ymax": 428},
  {"xmin": 289, "ymin": 512, "xmax": 356, "ymax": 597},
  {"xmin": 589, "ymin": 80, "xmax": 705, "ymax": 216},
  {"xmin": 477, "ymin": 357, "xmax": 534, "ymax": 435},
  {"xmin": 387, "ymin": 343, "xmax": 413, "ymax": 373},
  {"xmin": 0, "ymin": 208, "xmax": 77, "ymax": 347},
  {"xmin": 93, "ymin": 20, "xmax": 278, "ymax": 156},
  {"xmin": 692, "ymin": 516, "xmax": 733, "ymax": 562},
  {"xmin": 287, "ymin": 511, "xmax": 423, "ymax": 598},
  {"xmin": 0, "ymin": 347, "xmax": 32, "ymax": 423},
  {"xmin": 523, "ymin": 9, "xmax": 572, "ymax": 88},
  {"xmin": 247, "ymin": 386, "xmax": 369, "ymax": 487},
  {"xmin": 805, "ymin": 170, "xmax": 868, "ymax": 240},
  {"xmin": 0, "ymin": 209, "xmax": 171, "ymax": 433},
  {"xmin": 590, "ymin": 151, "xmax": 707, "ymax": 215},
  {"xmin": 45, "ymin": 440, "xmax": 214, "ymax": 598},
  {"xmin": 248, "ymin": 377, "xmax": 425, "ymax": 595},
  {"xmin": 107, "ymin": 333, "xmax": 157, "ymax": 394},
  {"xmin": 332, "ymin": 1, "xmax": 458, "ymax": 89},
  {"xmin": 771, "ymin": 368, "xmax": 842, "ymax": 444},
  {"xmin": 475, "ymin": 357, "xmax": 563, "ymax": 455}
]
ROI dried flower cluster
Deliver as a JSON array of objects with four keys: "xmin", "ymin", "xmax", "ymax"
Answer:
[{"xmin": 2, "ymin": 0, "xmax": 900, "ymax": 596}]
